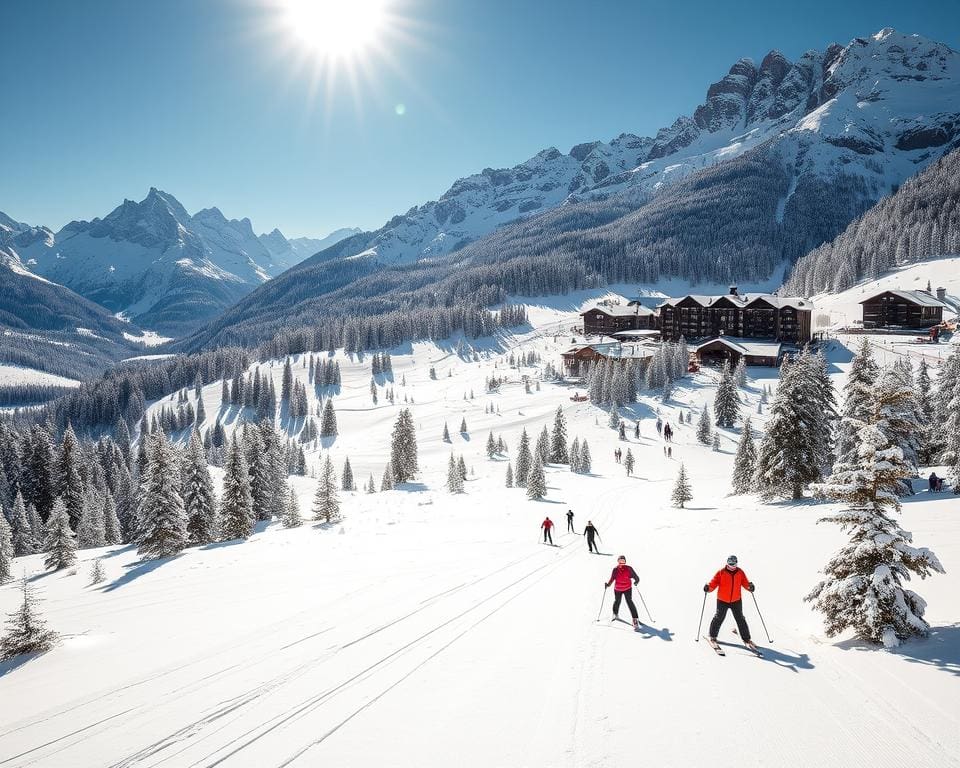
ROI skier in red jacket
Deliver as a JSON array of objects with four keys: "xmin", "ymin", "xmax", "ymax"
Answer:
[
  {"xmin": 605, "ymin": 555, "xmax": 641, "ymax": 628},
  {"xmin": 541, "ymin": 517, "xmax": 554, "ymax": 545},
  {"xmin": 703, "ymin": 555, "xmax": 757, "ymax": 649}
]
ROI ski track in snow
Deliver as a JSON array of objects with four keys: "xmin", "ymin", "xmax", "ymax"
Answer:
[{"xmin": 1, "ymin": 292, "xmax": 959, "ymax": 767}]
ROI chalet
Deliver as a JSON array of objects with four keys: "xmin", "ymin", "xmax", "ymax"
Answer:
[
  {"xmin": 580, "ymin": 303, "xmax": 657, "ymax": 336},
  {"xmin": 657, "ymin": 287, "xmax": 812, "ymax": 344},
  {"xmin": 694, "ymin": 337, "xmax": 787, "ymax": 368},
  {"xmin": 561, "ymin": 342, "xmax": 654, "ymax": 377},
  {"xmin": 859, "ymin": 290, "xmax": 945, "ymax": 329}
]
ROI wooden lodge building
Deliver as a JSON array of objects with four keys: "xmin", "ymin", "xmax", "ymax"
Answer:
[
  {"xmin": 579, "ymin": 303, "xmax": 657, "ymax": 336},
  {"xmin": 561, "ymin": 342, "xmax": 654, "ymax": 377},
  {"xmin": 859, "ymin": 290, "xmax": 946, "ymax": 329}
]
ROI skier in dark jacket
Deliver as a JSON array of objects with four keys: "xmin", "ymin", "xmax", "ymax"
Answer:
[
  {"xmin": 583, "ymin": 521, "xmax": 600, "ymax": 553},
  {"xmin": 605, "ymin": 555, "xmax": 640, "ymax": 627},
  {"xmin": 703, "ymin": 555, "xmax": 757, "ymax": 650},
  {"xmin": 566, "ymin": 509, "xmax": 575, "ymax": 533},
  {"xmin": 541, "ymin": 517, "xmax": 554, "ymax": 544}
]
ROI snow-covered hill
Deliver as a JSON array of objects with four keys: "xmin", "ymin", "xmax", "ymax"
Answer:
[
  {"xmin": 0, "ymin": 193, "xmax": 350, "ymax": 338},
  {"xmin": 1, "ymin": 298, "xmax": 957, "ymax": 767},
  {"xmin": 258, "ymin": 226, "xmax": 361, "ymax": 270},
  {"xmin": 328, "ymin": 28, "xmax": 960, "ymax": 266}
]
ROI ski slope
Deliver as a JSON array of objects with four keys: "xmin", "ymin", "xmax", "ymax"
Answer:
[{"xmin": 1, "ymin": 302, "xmax": 958, "ymax": 767}]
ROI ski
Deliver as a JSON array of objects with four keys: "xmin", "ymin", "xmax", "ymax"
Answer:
[{"xmin": 703, "ymin": 636, "xmax": 725, "ymax": 655}]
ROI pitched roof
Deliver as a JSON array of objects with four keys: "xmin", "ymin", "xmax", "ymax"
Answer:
[
  {"xmin": 658, "ymin": 293, "xmax": 811, "ymax": 310},
  {"xmin": 581, "ymin": 303, "xmax": 654, "ymax": 317},
  {"xmin": 694, "ymin": 337, "xmax": 783, "ymax": 357},
  {"xmin": 858, "ymin": 289, "xmax": 946, "ymax": 308}
]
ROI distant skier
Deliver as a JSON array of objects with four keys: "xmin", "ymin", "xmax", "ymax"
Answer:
[
  {"xmin": 566, "ymin": 509, "xmax": 575, "ymax": 533},
  {"xmin": 541, "ymin": 517, "xmax": 554, "ymax": 545},
  {"xmin": 634, "ymin": 422, "xmax": 640, "ymax": 439},
  {"xmin": 663, "ymin": 423, "xmax": 673, "ymax": 443},
  {"xmin": 667, "ymin": 446, "xmax": 672, "ymax": 459},
  {"xmin": 703, "ymin": 555, "xmax": 757, "ymax": 650},
  {"xmin": 584, "ymin": 521, "xmax": 600, "ymax": 553},
  {"xmin": 656, "ymin": 417, "xmax": 663, "ymax": 435},
  {"xmin": 605, "ymin": 555, "xmax": 641, "ymax": 628}
]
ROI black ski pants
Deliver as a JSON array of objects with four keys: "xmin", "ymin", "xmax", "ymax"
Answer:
[
  {"xmin": 586, "ymin": 535, "xmax": 598, "ymax": 553},
  {"xmin": 567, "ymin": 519, "xmax": 575, "ymax": 533},
  {"xmin": 612, "ymin": 588, "xmax": 638, "ymax": 619},
  {"xmin": 543, "ymin": 528, "xmax": 553, "ymax": 544},
  {"xmin": 709, "ymin": 599, "xmax": 751, "ymax": 642}
]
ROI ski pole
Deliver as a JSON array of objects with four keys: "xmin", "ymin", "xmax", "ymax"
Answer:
[
  {"xmin": 751, "ymin": 591, "xmax": 773, "ymax": 643},
  {"xmin": 596, "ymin": 586, "xmax": 608, "ymax": 622},
  {"xmin": 634, "ymin": 587, "xmax": 655, "ymax": 623},
  {"xmin": 695, "ymin": 591, "xmax": 707, "ymax": 641}
]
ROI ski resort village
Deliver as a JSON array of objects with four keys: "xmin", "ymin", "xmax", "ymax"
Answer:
[{"xmin": 3, "ymin": 5, "xmax": 960, "ymax": 766}]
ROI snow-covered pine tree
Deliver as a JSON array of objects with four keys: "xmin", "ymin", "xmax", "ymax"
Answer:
[
  {"xmin": 486, "ymin": 431, "xmax": 497, "ymax": 458},
  {"xmin": 89, "ymin": 558, "xmax": 106, "ymax": 585},
  {"xmin": 526, "ymin": 453, "xmax": 547, "ymax": 500},
  {"xmin": 381, "ymin": 462, "xmax": 395, "ymax": 491},
  {"xmin": 579, "ymin": 440, "xmax": 592, "ymax": 473},
  {"xmin": 220, "ymin": 436, "xmax": 255, "ymax": 541},
  {"xmin": 447, "ymin": 454, "xmax": 464, "ymax": 493},
  {"xmin": 607, "ymin": 406, "xmax": 619, "ymax": 429},
  {"xmin": 535, "ymin": 426, "xmax": 550, "ymax": 463},
  {"xmin": 10, "ymin": 491, "xmax": 37, "ymax": 556},
  {"xmin": 712, "ymin": 433, "xmax": 721, "ymax": 451},
  {"xmin": 102, "ymin": 492, "xmax": 122, "ymax": 546},
  {"xmin": 835, "ymin": 339, "xmax": 879, "ymax": 465},
  {"xmin": 137, "ymin": 432, "xmax": 188, "ymax": 560},
  {"xmin": 390, "ymin": 409, "xmax": 418, "ymax": 483},
  {"xmin": 312, "ymin": 455, "xmax": 341, "ymax": 523},
  {"xmin": 370, "ymin": 377, "xmax": 378, "ymax": 404},
  {"xmin": 733, "ymin": 358, "xmax": 747, "ymax": 387},
  {"xmin": 58, "ymin": 424, "xmax": 85, "ymax": 531},
  {"xmin": 915, "ymin": 359, "xmax": 935, "ymax": 466},
  {"xmin": 77, "ymin": 490, "xmax": 106, "ymax": 549},
  {"xmin": 946, "ymin": 373, "xmax": 960, "ymax": 494},
  {"xmin": 624, "ymin": 449, "xmax": 635, "ymax": 476},
  {"xmin": 807, "ymin": 371, "xmax": 945, "ymax": 647},
  {"xmin": 569, "ymin": 437, "xmax": 581, "ymax": 473},
  {"xmin": 505, "ymin": 463, "xmax": 514, "ymax": 488},
  {"xmin": 731, "ymin": 418, "xmax": 757, "ymax": 494},
  {"xmin": 460, "ymin": 417, "xmax": 468, "ymax": 434},
  {"xmin": 457, "ymin": 455, "xmax": 467, "ymax": 480},
  {"xmin": 183, "ymin": 431, "xmax": 218, "ymax": 546},
  {"xmin": 320, "ymin": 398, "xmax": 338, "ymax": 437},
  {"xmin": 341, "ymin": 457, "xmax": 355, "ymax": 491},
  {"xmin": 0, "ymin": 512, "xmax": 12, "ymax": 584},
  {"xmin": 367, "ymin": 473, "xmax": 376, "ymax": 494},
  {"xmin": 43, "ymin": 498, "xmax": 77, "ymax": 571},
  {"xmin": 714, "ymin": 361, "xmax": 740, "ymax": 428},
  {"xmin": 661, "ymin": 377, "xmax": 673, "ymax": 402},
  {"xmin": 671, "ymin": 464, "xmax": 693, "ymax": 508},
  {"xmin": 932, "ymin": 346, "xmax": 960, "ymax": 465},
  {"xmin": 696, "ymin": 406, "xmax": 712, "ymax": 444},
  {"xmin": 515, "ymin": 428, "xmax": 532, "ymax": 487},
  {"xmin": 550, "ymin": 406, "xmax": 568, "ymax": 463},
  {"xmin": 282, "ymin": 485, "xmax": 302, "ymax": 528},
  {"xmin": 442, "ymin": 422, "xmax": 451, "ymax": 442},
  {"xmin": 0, "ymin": 578, "xmax": 59, "ymax": 661}
]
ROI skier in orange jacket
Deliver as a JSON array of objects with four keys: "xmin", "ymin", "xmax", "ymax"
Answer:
[{"xmin": 703, "ymin": 555, "xmax": 757, "ymax": 649}]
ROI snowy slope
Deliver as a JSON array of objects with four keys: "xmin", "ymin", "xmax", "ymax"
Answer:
[
  {"xmin": 258, "ymin": 227, "xmax": 362, "ymax": 270},
  {"xmin": 1, "ymin": 298, "xmax": 957, "ymax": 767},
  {"xmin": 326, "ymin": 29, "xmax": 960, "ymax": 267}
]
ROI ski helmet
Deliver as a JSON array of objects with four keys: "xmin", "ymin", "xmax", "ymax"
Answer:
[{"xmin": 726, "ymin": 555, "xmax": 738, "ymax": 566}]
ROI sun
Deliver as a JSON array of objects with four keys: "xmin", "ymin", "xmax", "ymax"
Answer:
[{"xmin": 279, "ymin": 0, "xmax": 388, "ymax": 60}]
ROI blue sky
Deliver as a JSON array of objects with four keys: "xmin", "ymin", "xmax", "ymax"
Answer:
[{"xmin": 1, "ymin": 0, "xmax": 958, "ymax": 238}]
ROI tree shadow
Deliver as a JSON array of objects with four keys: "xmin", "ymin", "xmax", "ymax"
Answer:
[
  {"xmin": 0, "ymin": 651, "xmax": 46, "ymax": 678},
  {"xmin": 889, "ymin": 624, "xmax": 960, "ymax": 677},
  {"xmin": 100, "ymin": 555, "xmax": 179, "ymax": 592},
  {"xmin": 683, "ymin": 506, "xmax": 718, "ymax": 511},
  {"xmin": 395, "ymin": 482, "xmax": 430, "ymax": 493}
]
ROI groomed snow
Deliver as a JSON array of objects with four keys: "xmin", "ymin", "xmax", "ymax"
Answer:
[
  {"xmin": 0, "ymin": 295, "xmax": 957, "ymax": 767},
  {"xmin": 0, "ymin": 364, "xmax": 80, "ymax": 388}
]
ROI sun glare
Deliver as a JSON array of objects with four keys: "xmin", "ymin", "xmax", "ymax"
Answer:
[{"xmin": 281, "ymin": 0, "xmax": 387, "ymax": 59}]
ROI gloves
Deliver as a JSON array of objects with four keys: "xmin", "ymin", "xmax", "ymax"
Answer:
[
  {"xmin": 703, "ymin": 584, "xmax": 710, "ymax": 593},
  {"xmin": 748, "ymin": 582, "xmax": 756, "ymax": 592}
]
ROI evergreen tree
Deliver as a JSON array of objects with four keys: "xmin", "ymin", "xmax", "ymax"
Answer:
[
  {"xmin": 526, "ymin": 453, "xmax": 547, "ymax": 500},
  {"xmin": 282, "ymin": 486, "xmax": 303, "ymax": 528},
  {"xmin": 457, "ymin": 455, "xmax": 467, "ymax": 480},
  {"xmin": 220, "ymin": 436, "xmax": 255, "ymax": 540},
  {"xmin": 536, "ymin": 425, "xmax": 550, "ymax": 463},
  {"xmin": 102, "ymin": 492, "xmax": 122, "ymax": 546},
  {"xmin": 183, "ymin": 431, "xmax": 218, "ymax": 546},
  {"xmin": 137, "ymin": 432, "xmax": 188, "ymax": 560},
  {"xmin": 10, "ymin": 491, "xmax": 37, "ymax": 557},
  {"xmin": 442, "ymin": 422, "xmax": 451, "ymax": 442},
  {"xmin": 0, "ymin": 512, "xmax": 12, "ymax": 584},
  {"xmin": 731, "ymin": 418, "xmax": 757, "ymax": 494},
  {"xmin": 915, "ymin": 359, "xmax": 935, "ymax": 465},
  {"xmin": 624, "ymin": 449, "xmax": 635, "ymax": 476},
  {"xmin": 550, "ymin": 406, "xmax": 568, "ymax": 463},
  {"xmin": 714, "ymin": 361, "xmax": 740, "ymax": 428},
  {"xmin": 77, "ymin": 490, "xmax": 106, "ymax": 549},
  {"xmin": 281, "ymin": 357, "xmax": 293, "ymax": 402},
  {"xmin": 579, "ymin": 440, "xmax": 592, "ymax": 473},
  {"xmin": 320, "ymin": 398, "xmax": 338, "ymax": 437},
  {"xmin": 607, "ymin": 406, "xmax": 620, "ymax": 429},
  {"xmin": 836, "ymin": 339, "xmax": 879, "ymax": 465},
  {"xmin": 58, "ymin": 424, "xmax": 85, "ymax": 531},
  {"xmin": 26, "ymin": 503, "xmax": 42, "ymax": 550},
  {"xmin": 341, "ymin": 457, "xmax": 355, "ymax": 491},
  {"xmin": 447, "ymin": 454, "xmax": 465, "ymax": 493},
  {"xmin": 671, "ymin": 464, "xmax": 693, "ymax": 508},
  {"xmin": 515, "ymin": 429, "xmax": 533, "ymax": 487},
  {"xmin": 696, "ymin": 406, "xmax": 712, "ymax": 444},
  {"xmin": 381, "ymin": 462, "xmax": 395, "ymax": 491},
  {"xmin": 312, "ymin": 455, "xmax": 341, "ymax": 523},
  {"xmin": 486, "ymin": 431, "xmax": 497, "ymax": 458},
  {"xmin": 43, "ymin": 498, "xmax": 77, "ymax": 571},
  {"xmin": 390, "ymin": 409, "xmax": 418, "ymax": 483},
  {"xmin": 733, "ymin": 358, "xmax": 747, "ymax": 387},
  {"xmin": 89, "ymin": 558, "xmax": 106, "ymax": 585},
  {"xmin": 367, "ymin": 473, "xmax": 376, "ymax": 493},
  {"xmin": 569, "ymin": 437, "xmax": 581, "ymax": 473},
  {"xmin": 0, "ymin": 578, "xmax": 59, "ymax": 661},
  {"xmin": 460, "ymin": 417, "xmax": 468, "ymax": 434},
  {"xmin": 370, "ymin": 377, "xmax": 378, "ymax": 404},
  {"xmin": 808, "ymin": 373, "xmax": 945, "ymax": 647},
  {"xmin": 505, "ymin": 463, "xmax": 514, "ymax": 488}
]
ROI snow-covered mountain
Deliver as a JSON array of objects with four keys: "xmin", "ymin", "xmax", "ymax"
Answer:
[
  {"xmin": 258, "ymin": 227, "xmax": 361, "ymax": 270},
  {"xmin": 3, "ymin": 191, "xmax": 340, "ymax": 338},
  {"xmin": 333, "ymin": 28, "xmax": 960, "ymax": 265}
]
